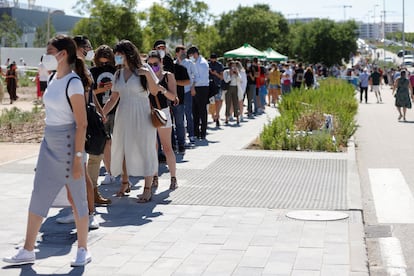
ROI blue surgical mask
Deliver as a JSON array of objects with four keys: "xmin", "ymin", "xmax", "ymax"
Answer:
[{"xmin": 115, "ymin": 55, "xmax": 124, "ymax": 65}]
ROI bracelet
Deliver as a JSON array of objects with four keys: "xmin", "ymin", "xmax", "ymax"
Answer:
[{"xmin": 162, "ymin": 89, "xmax": 168, "ymax": 95}]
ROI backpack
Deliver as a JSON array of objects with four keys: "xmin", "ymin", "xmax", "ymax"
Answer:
[{"xmin": 49, "ymin": 72, "xmax": 107, "ymax": 155}]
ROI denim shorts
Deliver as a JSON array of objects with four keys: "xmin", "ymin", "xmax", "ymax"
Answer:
[
  {"xmin": 214, "ymin": 88, "xmax": 223, "ymax": 101},
  {"xmin": 269, "ymin": 84, "xmax": 280, "ymax": 89}
]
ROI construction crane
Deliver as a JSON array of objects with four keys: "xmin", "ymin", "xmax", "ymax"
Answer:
[{"xmin": 324, "ymin": 5, "xmax": 353, "ymax": 21}]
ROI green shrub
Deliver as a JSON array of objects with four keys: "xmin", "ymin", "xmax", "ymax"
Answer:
[
  {"xmin": 0, "ymin": 106, "xmax": 42, "ymax": 127},
  {"xmin": 259, "ymin": 78, "xmax": 358, "ymax": 152}
]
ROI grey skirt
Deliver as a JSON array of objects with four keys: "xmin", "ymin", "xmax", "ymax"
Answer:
[{"xmin": 29, "ymin": 123, "xmax": 88, "ymax": 218}]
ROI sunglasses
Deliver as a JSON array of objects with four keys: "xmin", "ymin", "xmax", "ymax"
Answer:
[{"xmin": 148, "ymin": 62, "xmax": 159, "ymax": 67}]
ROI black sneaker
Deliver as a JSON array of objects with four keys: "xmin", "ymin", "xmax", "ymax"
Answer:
[{"xmin": 216, "ymin": 119, "xmax": 220, "ymax": 127}]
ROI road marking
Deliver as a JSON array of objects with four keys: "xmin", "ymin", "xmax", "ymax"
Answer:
[
  {"xmin": 368, "ymin": 168, "xmax": 414, "ymax": 223},
  {"xmin": 379, "ymin": 237, "xmax": 407, "ymax": 275}
]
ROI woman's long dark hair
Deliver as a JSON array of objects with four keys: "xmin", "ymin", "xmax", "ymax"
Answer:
[
  {"xmin": 48, "ymin": 34, "xmax": 92, "ymax": 91},
  {"xmin": 113, "ymin": 40, "xmax": 142, "ymax": 75},
  {"xmin": 94, "ymin": 45, "xmax": 115, "ymax": 67}
]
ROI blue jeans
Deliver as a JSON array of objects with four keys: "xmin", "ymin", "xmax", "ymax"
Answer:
[
  {"xmin": 184, "ymin": 92, "xmax": 194, "ymax": 139},
  {"xmin": 171, "ymin": 104, "xmax": 185, "ymax": 146},
  {"xmin": 259, "ymin": 85, "xmax": 267, "ymax": 107}
]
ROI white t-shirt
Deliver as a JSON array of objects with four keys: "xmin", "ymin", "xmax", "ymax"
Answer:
[{"xmin": 43, "ymin": 72, "xmax": 84, "ymax": 126}]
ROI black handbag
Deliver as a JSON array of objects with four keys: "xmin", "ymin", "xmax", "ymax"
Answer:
[
  {"xmin": 84, "ymin": 88, "xmax": 107, "ymax": 155},
  {"xmin": 65, "ymin": 82, "xmax": 107, "ymax": 155}
]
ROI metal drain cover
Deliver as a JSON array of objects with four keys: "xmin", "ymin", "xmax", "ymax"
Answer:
[{"xmin": 286, "ymin": 210, "xmax": 349, "ymax": 221}]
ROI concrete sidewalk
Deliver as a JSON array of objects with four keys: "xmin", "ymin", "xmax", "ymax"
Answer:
[{"xmin": 0, "ymin": 100, "xmax": 368, "ymax": 275}]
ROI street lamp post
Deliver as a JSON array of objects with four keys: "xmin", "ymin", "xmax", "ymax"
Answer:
[
  {"xmin": 46, "ymin": 9, "xmax": 65, "ymax": 44},
  {"xmin": 402, "ymin": 0, "xmax": 405, "ymax": 64}
]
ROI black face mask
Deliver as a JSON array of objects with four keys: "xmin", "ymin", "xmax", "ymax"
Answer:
[{"xmin": 101, "ymin": 62, "xmax": 110, "ymax": 67}]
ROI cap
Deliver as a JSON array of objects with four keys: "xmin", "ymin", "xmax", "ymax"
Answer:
[
  {"xmin": 187, "ymin": 46, "xmax": 199, "ymax": 55},
  {"xmin": 153, "ymin": 40, "xmax": 166, "ymax": 49},
  {"xmin": 210, "ymin": 53, "xmax": 218, "ymax": 59}
]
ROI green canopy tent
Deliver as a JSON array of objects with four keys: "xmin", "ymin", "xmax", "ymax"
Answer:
[
  {"xmin": 263, "ymin": 48, "xmax": 288, "ymax": 61},
  {"xmin": 223, "ymin": 43, "xmax": 266, "ymax": 58}
]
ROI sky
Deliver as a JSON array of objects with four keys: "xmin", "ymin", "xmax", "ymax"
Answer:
[{"xmin": 34, "ymin": 0, "xmax": 414, "ymax": 32}]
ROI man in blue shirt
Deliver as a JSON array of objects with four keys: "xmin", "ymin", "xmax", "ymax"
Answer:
[
  {"xmin": 359, "ymin": 68, "xmax": 370, "ymax": 103},
  {"xmin": 187, "ymin": 46, "xmax": 210, "ymax": 140},
  {"xmin": 176, "ymin": 45, "xmax": 197, "ymax": 145}
]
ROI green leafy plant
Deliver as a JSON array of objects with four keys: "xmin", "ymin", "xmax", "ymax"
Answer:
[{"xmin": 259, "ymin": 78, "xmax": 358, "ymax": 152}]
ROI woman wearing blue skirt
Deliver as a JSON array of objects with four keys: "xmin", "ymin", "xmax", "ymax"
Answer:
[{"xmin": 3, "ymin": 35, "xmax": 92, "ymax": 267}]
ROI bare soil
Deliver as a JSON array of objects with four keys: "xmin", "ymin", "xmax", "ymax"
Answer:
[{"xmin": 0, "ymin": 85, "xmax": 44, "ymax": 143}]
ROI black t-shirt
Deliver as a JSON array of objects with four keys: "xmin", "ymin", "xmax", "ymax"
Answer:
[
  {"xmin": 174, "ymin": 63, "xmax": 189, "ymax": 105},
  {"xmin": 90, "ymin": 65, "xmax": 117, "ymax": 115},
  {"xmin": 246, "ymin": 65, "xmax": 256, "ymax": 85},
  {"xmin": 294, "ymin": 67, "xmax": 304, "ymax": 83},
  {"xmin": 163, "ymin": 54, "xmax": 175, "ymax": 73},
  {"xmin": 149, "ymin": 72, "xmax": 170, "ymax": 109}
]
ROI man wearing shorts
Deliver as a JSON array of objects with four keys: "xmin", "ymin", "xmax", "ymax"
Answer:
[{"xmin": 370, "ymin": 67, "xmax": 382, "ymax": 103}]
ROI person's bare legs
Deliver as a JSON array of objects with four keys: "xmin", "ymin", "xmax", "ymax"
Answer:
[
  {"xmin": 117, "ymin": 158, "xmax": 130, "ymax": 196},
  {"xmin": 23, "ymin": 212, "xmax": 43, "ymax": 251},
  {"xmin": 397, "ymin": 107, "xmax": 403, "ymax": 120},
  {"xmin": 158, "ymin": 127, "xmax": 176, "ymax": 178},
  {"xmin": 403, "ymin": 107, "xmax": 407, "ymax": 121},
  {"xmin": 103, "ymin": 140, "xmax": 112, "ymax": 175}
]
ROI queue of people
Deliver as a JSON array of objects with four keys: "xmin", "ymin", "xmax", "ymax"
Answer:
[{"xmin": 2, "ymin": 35, "xmax": 325, "ymax": 267}]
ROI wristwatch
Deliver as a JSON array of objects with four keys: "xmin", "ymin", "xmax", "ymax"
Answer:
[
  {"xmin": 162, "ymin": 89, "xmax": 167, "ymax": 95},
  {"xmin": 75, "ymin": 152, "xmax": 83, "ymax": 158}
]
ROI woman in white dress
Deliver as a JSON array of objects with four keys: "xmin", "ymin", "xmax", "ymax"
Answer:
[{"xmin": 102, "ymin": 40, "xmax": 160, "ymax": 203}]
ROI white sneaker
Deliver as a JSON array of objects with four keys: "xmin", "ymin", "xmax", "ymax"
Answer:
[
  {"xmin": 56, "ymin": 213, "xmax": 75, "ymax": 224},
  {"xmin": 70, "ymin": 247, "xmax": 91, "ymax": 267},
  {"xmin": 3, "ymin": 248, "xmax": 35, "ymax": 265},
  {"xmin": 101, "ymin": 174, "xmax": 116, "ymax": 185},
  {"xmin": 89, "ymin": 214, "xmax": 99, "ymax": 230}
]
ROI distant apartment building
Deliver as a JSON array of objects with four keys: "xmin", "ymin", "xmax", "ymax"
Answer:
[
  {"xmin": 358, "ymin": 22, "xmax": 403, "ymax": 40},
  {"xmin": 0, "ymin": 0, "xmax": 82, "ymax": 47}
]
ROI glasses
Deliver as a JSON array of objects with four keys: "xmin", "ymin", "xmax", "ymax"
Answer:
[{"xmin": 148, "ymin": 62, "xmax": 159, "ymax": 67}]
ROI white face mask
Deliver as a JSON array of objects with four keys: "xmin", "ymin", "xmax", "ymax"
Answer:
[
  {"xmin": 158, "ymin": 50, "xmax": 165, "ymax": 59},
  {"xmin": 85, "ymin": 50, "xmax": 94, "ymax": 61},
  {"xmin": 246, "ymin": 63, "xmax": 251, "ymax": 68},
  {"xmin": 42, "ymin": 52, "xmax": 59, "ymax": 71},
  {"xmin": 189, "ymin": 56, "xmax": 196, "ymax": 63}
]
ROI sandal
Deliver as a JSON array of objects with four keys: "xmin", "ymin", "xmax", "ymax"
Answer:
[
  {"xmin": 169, "ymin": 176, "xmax": 177, "ymax": 190},
  {"xmin": 116, "ymin": 181, "xmax": 131, "ymax": 197},
  {"xmin": 137, "ymin": 187, "xmax": 152, "ymax": 203}
]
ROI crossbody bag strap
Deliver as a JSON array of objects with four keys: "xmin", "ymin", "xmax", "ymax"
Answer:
[
  {"xmin": 154, "ymin": 93, "xmax": 162, "ymax": 109},
  {"xmin": 65, "ymin": 76, "xmax": 81, "ymax": 111}
]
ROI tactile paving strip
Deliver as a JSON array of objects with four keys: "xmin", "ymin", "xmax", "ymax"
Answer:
[{"xmin": 169, "ymin": 155, "xmax": 347, "ymax": 210}]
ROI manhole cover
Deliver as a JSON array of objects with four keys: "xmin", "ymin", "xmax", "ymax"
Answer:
[{"xmin": 286, "ymin": 210, "xmax": 349, "ymax": 221}]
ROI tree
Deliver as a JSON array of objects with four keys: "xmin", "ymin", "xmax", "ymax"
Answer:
[
  {"xmin": 167, "ymin": 0, "xmax": 210, "ymax": 45},
  {"xmin": 0, "ymin": 13, "xmax": 23, "ymax": 47},
  {"xmin": 192, "ymin": 25, "xmax": 220, "ymax": 58},
  {"xmin": 72, "ymin": 0, "xmax": 143, "ymax": 49},
  {"xmin": 33, "ymin": 21, "xmax": 56, "ymax": 48},
  {"xmin": 214, "ymin": 4, "xmax": 289, "ymax": 56},
  {"xmin": 141, "ymin": 3, "xmax": 172, "ymax": 51},
  {"xmin": 289, "ymin": 19, "xmax": 358, "ymax": 66}
]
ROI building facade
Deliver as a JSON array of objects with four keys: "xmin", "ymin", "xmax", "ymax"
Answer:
[{"xmin": 0, "ymin": 0, "xmax": 82, "ymax": 47}]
